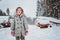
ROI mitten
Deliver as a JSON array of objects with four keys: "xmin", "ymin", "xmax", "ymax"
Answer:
[
  {"xmin": 25, "ymin": 29, "xmax": 29, "ymax": 35},
  {"xmin": 11, "ymin": 30, "xmax": 14, "ymax": 36}
]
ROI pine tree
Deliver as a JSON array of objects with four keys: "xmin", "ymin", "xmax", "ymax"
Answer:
[
  {"xmin": 36, "ymin": 0, "xmax": 40, "ymax": 17},
  {"xmin": 36, "ymin": 0, "xmax": 46, "ymax": 17},
  {"xmin": 0, "ymin": 9, "xmax": 3, "ymax": 16},
  {"xmin": 6, "ymin": 8, "xmax": 10, "ymax": 16}
]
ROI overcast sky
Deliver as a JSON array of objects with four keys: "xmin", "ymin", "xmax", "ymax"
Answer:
[{"xmin": 0, "ymin": 0, "xmax": 37, "ymax": 17}]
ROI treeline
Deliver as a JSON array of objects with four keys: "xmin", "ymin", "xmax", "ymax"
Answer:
[
  {"xmin": 47, "ymin": 0, "xmax": 60, "ymax": 18},
  {"xmin": 0, "ymin": 9, "xmax": 6, "ymax": 16},
  {"xmin": 0, "ymin": 8, "xmax": 10, "ymax": 16}
]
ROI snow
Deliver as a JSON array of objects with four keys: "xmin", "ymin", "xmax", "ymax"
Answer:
[
  {"xmin": 0, "ymin": 24, "xmax": 60, "ymax": 40},
  {"xmin": 35, "ymin": 16, "xmax": 60, "ymax": 25},
  {"xmin": 0, "ymin": 16, "xmax": 9, "ymax": 23},
  {"xmin": 0, "ymin": 16, "xmax": 60, "ymax": 40},
  {"xmin": 26, "ymin": 25, "xmax": 60, "ymax": 40}
]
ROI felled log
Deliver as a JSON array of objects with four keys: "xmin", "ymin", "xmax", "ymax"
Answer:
[{"xmin": 37, "ymin": 23, "xmax": 49, "ymax": 28}]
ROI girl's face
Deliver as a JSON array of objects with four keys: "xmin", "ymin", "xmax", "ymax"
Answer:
[{"xmin": 16, "ymin": 8, "xmax": 22, "ymax": 15}]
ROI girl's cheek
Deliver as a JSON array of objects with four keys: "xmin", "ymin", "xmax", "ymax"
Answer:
[{"xmin": 16, "ymin": 10, "xmax": 22, "ymax": 15}]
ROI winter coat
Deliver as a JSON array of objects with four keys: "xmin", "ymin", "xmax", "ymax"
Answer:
[{"xmin": 10, "ymin": 14, "xmax": 28, "ymax": 37}]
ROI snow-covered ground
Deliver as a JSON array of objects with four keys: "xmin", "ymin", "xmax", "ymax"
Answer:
[{"xmin": 0, "ymin": 24, "xmax": 60, "ymax": 40}]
